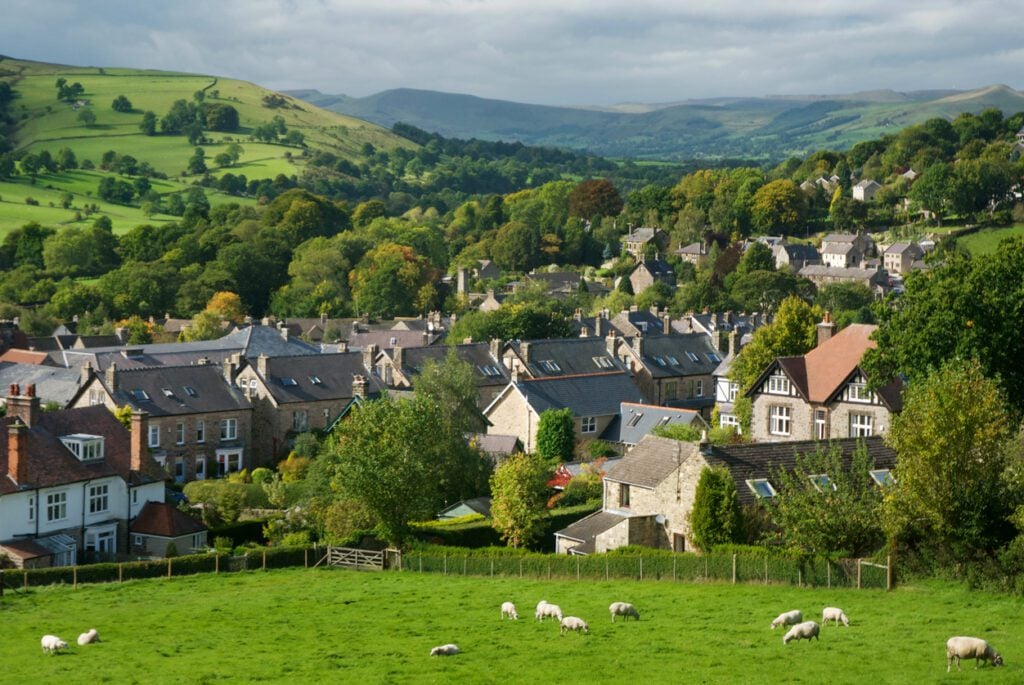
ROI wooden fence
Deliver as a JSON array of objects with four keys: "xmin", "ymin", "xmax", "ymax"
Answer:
[{"xmin": 318, "ymin": 547, "xmax": 402, "ymax": 571}]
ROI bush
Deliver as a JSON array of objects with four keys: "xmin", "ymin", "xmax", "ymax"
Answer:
[
  {"xmin": 251, "ymin": 467, "xmax": 272, "ymax": 484},
  {"xmin": 25, "ymin": 197, "xmax": 38, "ymax": 206},
  {"xmin": 560, "ymin": 473, "xmax": 602, "ymax": 506}
]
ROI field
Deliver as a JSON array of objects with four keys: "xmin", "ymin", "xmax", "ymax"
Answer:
[
  {"xmin": 955, "ymin": 224, "xmax": 1024, "ymax": 256},
  {"xmin": 1, "ymin": 567, "xmax": 1021, "ymax": 684}
]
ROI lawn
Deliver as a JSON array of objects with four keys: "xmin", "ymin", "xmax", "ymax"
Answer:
[
  {"xmin": 956, "ymin": 224, "xmax": 1024, "ymax": 256},
  {"xmin": 0, "ymin": 567, "xmax": 1021, "ymax": 684}
]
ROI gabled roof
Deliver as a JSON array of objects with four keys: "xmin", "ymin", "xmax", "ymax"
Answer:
[
  {"xmin": 253, "ymin": 352, "xmax": 382, "ymax": 404},
  {"xmin": 611, "ymin": 309, "xmax": 667, "ymax": 337},
  {"xmin": 131, "ymin": 501, "xmax": 207, "ymax": 537},
  {"xmin": 779, "ymin": 244, "xmax": 821, "ymax": 260},
  {"xmin": 388, "ymin": 343, "xmax": 509, "ymax": 388},
  {"xmin": 675, "ymin": 242, "xmax": 707, "ymax": 255},
  {"xmin": 604, "ymin": 434, "xmax": 698, "ymax": 488},
  {"xmin": 99, "ymin": 365, "xmax": 250, "ymax": 417},
  {"xmin": 509, "ymin": 338, "xmax": 628, "ymax": 377},
  {"xmin": 633, "ymin": 259, "xmax": 675, "ymax": 278},
  {"xmin": 513, "ymin": 372, "xmax": 644, "ymax": 418},
  {"xmin": 853, "ymin": 179, "xmax": 881, "ymax": 190},
  {"xmin": 822, "ymin": 233, "xmax": 861, "ymax": 244},
  {"xmin": 0, "ymin": 363, "xmax": 81, "ymax": 406},
  {"xmin": 798, "ymin": 265, "xmax": 888, "ymax": 283},
  {"xmin": 345, "ymin": 329, "xmax": 443, "ymax": 350},
  {"xmin": 555, "ymin": 510, "xmax": 627, "ymax": 544},
  {"xmin": 621, "ymin": 227, "xmax": 665, "ymax": 244},
  {"xmin": 601, "ymin": 402, "xmax": 706, "ymax": 445},
  {"xmin": 0, "ymin": 406, "xmax": 164, "ymax": 495},
  {"xmin": 626, "ymin": 334, "xmax": 724, "ymax": 379},
  {"xmin": 822, "ymin": 242, "xmax": 856, "ymax": 255},
  {"xmin": 438, "ymin": 497, "xmax": 492, "ymax": 519},
  {"xmin": 0, "ymin": 349, "xmax": 51, "ymax": 365},
  {"xmin": 470, "ymin": 433, "xmax": 521, "ymax": 457},
  {"xmin": 884, "ymin": 242, "xmax": 924, "ymax": 257}
]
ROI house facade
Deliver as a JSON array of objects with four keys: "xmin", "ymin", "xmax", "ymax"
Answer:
[
  {"xmin": 883, "ymin": 242, "xmax": 925, "ymax": 275},
  {"xmin": 628, "ymin": 258, "xmax": 676, "ymax": 294},
  {"xmin": 820, "ymin": 233, "xmax": 874, "ymax": 269},
  {"xmin": 614, "ymin": 333, "xmax": 724, "ymax": 416},
  {"xmin": 621, "ymin": 227, "xmax": 669, "ymax": 259},
  {"xmin": 852, "ymin": 179, "xmax": 881, "ymax": 202}
]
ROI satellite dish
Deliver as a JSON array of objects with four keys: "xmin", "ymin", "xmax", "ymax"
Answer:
[{"xmin": 655, "ymin": 514, "xmax": 666, "ymax": 525}]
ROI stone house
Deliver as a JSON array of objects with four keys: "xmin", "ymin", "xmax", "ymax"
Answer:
[
  {"xmin": 628, "ymin": 258, "xmax": 676, "ymax": 294},
  {"xmin": 882, "ymin": 242, "xmax": 925, "ymax": 275},
  {"xmin": 820, "ymin": 233, "xmax": 875, "ymax": 269},
  {"xmin": 600, "ymin": 401, "xmax": 708, "ymax": 450},
  {"xmin": 483, "ymin": 372, "xmax": 644, "ymax": 453},
  {"xmin": 554, "ymin": 433, "xmax": 896, "ymax": 554},
  {"xmin": 852, "ymin": 179, "xmax": 881, "ymax": 202},
  {"xmin": 373, "ymin": 340, "xmax": 510, "ymax": 409},
  {"xmin": 675, "ymin": 242, "xmax": 709, "ymax": 267},
  {"xmin": 614, "ymin": 333, "xmax": 725, "ymax": 416},
  {"xmin": 621, "ymin": 227, "xmax": 669, "ymax": 259},
  {"xmin": 501, "ymin": 337, "xmax": 629, "ymax": 380},
  {"xmin": 798, "ymin": 264, "xmax": 889, "ymax": 296},
  {"xmin": 0, "ymin": 384, "xmax": 166, "ymax": 567},
  {"xmin": 130, "ymin": 501, "xmax": 208, "ymax": 558},
  {"xmin": 234, "ymin": 352, "xmax": 382, "ymax": 464},
  {"xmin": 773, "ymin": 244, "xmax": 821, "ymax": 272},
  {"xmin": 747, "ymin": 320, "xmax": 902, "ymax": 443},
  {"xmin": 70, "ymin": 361, "xmax": 253, "ymax": 483}
]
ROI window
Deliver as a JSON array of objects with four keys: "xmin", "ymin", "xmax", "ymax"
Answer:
[
  {"xmin": 174, "ymin": 459, "xmax": 185, "ymax": 483},
  {"xmin": 728, "ymin": 382, "xmax": 739, "ymax": 402},
  {"xmin": 309, "ymin": 376, "xmax": 322, "ymax": 385},
  {"xmin": 88, "ymin": 484, "xmax": 109, "ymax": 514},
  {"xmin": 664, "ymin": 382, "xmax": 677, "ymax": 401},
  {"xmin": 746, "ymin": 479, "xmax": 776, "ymax": 498},
  {"xmin": 809, "ymin": 474, "xmax": 835, "ymax": 492},
  {"xmin": 192, "ymin": 533, "xmax": 205, "ymax": 550},
  {"xmin": 540, "ymin": 360, "xmax": 561, "ymax": 373},
  {"xmin": 769, "ymin": 405, "xmax": 791, "ymax": 436},
  {"xmin": 148, "ymin": 424, "xmax": 160, "ymax": 448},
  {"xmin": 281, "ymin": 377, "xmax": 298, "ymax": 387},
  {"xmin": 654, "ymin": 356, "xmax": 667, "ymax": 367},
  {"xmin": 706, "ymin": 352, "xmax": 722, "ymax": 363},
  {"xmin": 292, "ymin": 410, "xmax": 309, "ymax": 432},
  {"xmin": 196, "ymin": 420, "xmax": 205, "ymax": 443},
  {"xmin": 720, "ymin": 414, "xmax": 739, "ymax": 429},
  {"xmin": 216, "ymin": 450, "xmax": 243, "ymax": 476},
  {"xmin": 815, "ymin": 410, "xmax": 827, "ymax": 440},
  {"xmin": 767, "ymin": 373, "xmax": 790, "ymax": 395},
  {"xmin": 581, "ymin": 416, "xmax": 596, "ymax": 433},
  {"xmin": 870, "ymin": 469, "xmax": 895, "ymax": 487},
  {"xmin": 162, "ymin": 388, "xmax": 175, "ymax": 398},
  {"xmin": 176, "ymin": 422, "xmax": 185, "ymax": 445},
  {"xmin": 184, "ymin": 386, "xmax": 198, "ymax": 397},
  {"xmin": 61, "ymin": 436, "xmax": 104, "ymax": 461},
  {"xmin": 88, "ymin": 389, "xmax": 102, "ymax": 406},
  {"xmin": 618, "ymin": 483, "xmax": 631, "ymax": 508},
  {"xmin": 46, "ymin": 491, "xmax": 68, "ymax": 521},
  {"xmin": 133, "ymin": 534, "xmax": 144, "ymax": 547},
  {"xmin": 695, "ymin": 380, "xmax": 704, "ymax": 398},
  {"xmin": 849, "ymin": 413, "xmax": 873, "ymax": 437},
  {"xmin": 626, "ymin": 412, "xmax": 644, "ymax": 427},
  {"xmin": 196, "ymin": 456, "xmax": 206, "ymax": 480},
  {"xmin": 848, "ymin": 382, "xmax": 873, "ymax": 403},
  {"xmin": 592, "ymin": 356, "xmax": 615, "ymax": 370},
  {"xmin": 666, "ymin": 356, "xmax": 680, "ymax": 366},
  {"xmin": 131, "ymin": 389, "xmax": 150, "ymax": 401},
  {"xmin": 220, "ymin": 418, "xmax": 237, "ymax": 441},
  {"xmin": 28, "ymin": 495, "xmax": 34, "ymax": 521},
  {"xmin": 685, "ymin": 351, "xmax": 700, "ymax": 363}
]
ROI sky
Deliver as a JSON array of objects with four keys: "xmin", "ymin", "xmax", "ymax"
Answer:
[{"xmin": 3, "ymin": 0, "xmax": 1023, "ymax": 106}]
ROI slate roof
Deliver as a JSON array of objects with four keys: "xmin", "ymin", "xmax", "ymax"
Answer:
[
  {"xmin": 709, "ymin": 436, "xmax": 896, "ymax": 506},
  {"xmin": 621, "ymin": 227, "xmax": 665, "ymax": 244},
  {"xmin": 628, "ymin": 334, "xmax": 724, "ymax": 379},
  {"xmin": 345, "ymin": 329, "xmax": 442, "ymax": 350},
  {"xmin": 884, "ymin": 242, "xmax": 924, "ymax": 257},
  {"xmin": 470, "ymin": 433, "xmax": 521, "ymax": 458},
  {"xmin": 777, "ymin": 244, "xmax": 821, "ymax": 261},
  {"xmin": 101, "ymin": 365, "xmax": 250, "ymax": 418},
  {"xmin": 601, "ymin": 402, "xmax": 706, "ymax": 445},
  {"xmin": 822, "ymin": 243, "xmax": 856, "ymax": 256},
  {"xmin": 555, "ymin": 510, "xmax": 627, "ymax": 545},
  {"xmin": 0, "ymin": 363, "xmax": 82, "ymax": 406},
  {"xmin": 604, "ymin": 435, "xmax": 697, "ymax": 488},
  {"xmin": 131, "ymin": 501, "xmax": 207, "ymax": 537},
  {"xmin": 0, "ymin": 406, "xmax": 165, "ymax": 495},
  {"xmin": 389, "ymin": 343, "xmax": 509, "ymax": 388},
  {"xmin": 798, "ymin": 265, "xmax": 888, "ymax": 283},
  {"xmin": 437, "ymin": 497, "xmax": 493, "ymax": 518},
  {"xmin": 611, "ymin": 310, "xmax": 668, "ymax": 337},
  {"xmin": 510, "ymin": 338, "xmax": 628, "ymax": 378},
  {"xmin": 255, "ymin": 352, "xmax": 383, "ymax": 405},
  {"xmin": 634, "ymin": 259, "xmax": 675, "ymax": 278},
  {"xmin": 675, "ymin": 242, "xmax": 707, "ymax": 256},
  {"xmin": 822, "ymin": 233, "xmax": 860, "ymax": 244},
  {"xmin": 514, "ymin": 372, "xmax": 644, "ymax": 417},
  {"xmin": 524, "ymin": 271, "xmax": 582, "ymax": 294},
  {"xmin": 0, "ymin": 538, "xmax": 53, "ymax": 560}
]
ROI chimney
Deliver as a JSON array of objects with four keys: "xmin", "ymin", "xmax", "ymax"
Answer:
[
  {"xmin": 280, "ymin": 325, "xmax": 289, "ymax": 341},
  {"xmin": 337, "ymin": 341, "xmax": 349, "ymax": 352},
  {"xmin": 699, "ymin": 429, "xmax": 712, "ymax": 456},
  {"xmin": 606, "ymin": 332, "xmax": 618, "ymax": 357},
  {"xmin": 714, "ymin": 327, "xmax": 727, "ymax": 354},
  {"xmin": 7, "ymin": 419, "xmax": 28, "ymax": 485},
  {"xmin": 520, "ymin": 342, "xmax": 532, "ymax": 364},
  {"xmin": 489, "ymin": 338, "xmax": 502, "ymax": 362},
  {"xmin": 80, "ymin": 361, "xmax": 95, "ymax": 386},
  {"xmin": 362, "ymin": 343, "xmax": 378, "ymax": 373},
  {"xmin": 594, "ymin": 311, "xmax": 604, "ymax": 338},
  {"xmin": 573, "ymin": 308, "xmax": 582, "ymax": 322},
  {"xmin": 728, "ymin": 329, "xmax": 740, "ymax": 357},
  {"xmin": 257, "ymin": 353, "xmax": 269, "ymax": 378},
  {"xmin": 724, "ymin": 310, "xmax": 734, "ymax": 326},
  {"xmin": 114, "ymin": 326, "xmax": 127, "ymax": 344},
  {"xmin": 510, "ymin": 364, "xmax": 520, "ymax": 382},
  {"xmin": 105, "ymin": 362, "xmax": 119, "ymax": 392},
  {"xmin": 457, "ymin": 268, "xmax": 467, "ymax": 295},
  {"xmin": 352, "ymin": 374, "xmax": 368, "ymax": 399},
  {"xmin": 817, "ymin": 311, "xmax": 835, "ymax": 347},
  {"xmin": 393, "ymin": 346, "xmax": 405, "ymax": 369},
  {"xmin": 632, "ymin": 333, "xmax": 644, "ymax": 357},
  {"xmin": 320, "ymin": 312, "xmax": 328, "ymax": 325},
  {"xmin": 130, "ymin": 410, "xmax": 148, "ymax": 472},
  {"xmin": 662, "ymin": 314, "xmax": 671, "ymax": 335},
  {"xmin": 6, "ymin": 384, "xmax": 39, "ymax": 428},
  {"xmin": 222, "ymin": 353, "xmax": 240, "ymax": 384}
]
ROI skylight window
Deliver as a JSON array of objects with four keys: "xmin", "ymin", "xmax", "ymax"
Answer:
[
  {"xmin": 686, "ymin": 351, "xmax": 700, "ymax": 363},
  {"xmin": 746, "ymin": 479, "xmax": 776, "ymax": 498},
  {"xmin": 870, "ymin": 469, "xmax": 895, "ymax": 487},
  {"xmin": 592, "ymin": 356, "xmax": 614, "ymax": 369},
  {"xmin": 540, "ymin": 360, "xmax": 562, "ymax": 373},
  {"xmin": 654, "ymin": 356, "xmax": 666, "ymax": 366},
  {"xmin": 309, "ymin": 376, "xmax": 322, "ymax": 385},
  {"xmin": 809, "ymin": 474, "xmax": 836, "ymax": 492},
  {"xmin": 161, "ymin": 388, "xmax": 175, "ymax": 398},
  {"xmin": 666, "ymin": 356, "xmax": 680, "ymax": 366},
  {"xmin": 281, "ymin": 377, "xmax": 298, "ymax": 387},
  {"xmin": 184, "ymin": 386, "xmax": 198, "ymax": 397},
  {"xmin": 131, "ymin": 389, "xmax": 150, "ymax": 401},
  {"xmin": 626, "ymin": 412, "xmax": 643, "ymax": 427},
  {"xmin": 706, "ymin": 352, "xmax": 722, "ymax": 363}
]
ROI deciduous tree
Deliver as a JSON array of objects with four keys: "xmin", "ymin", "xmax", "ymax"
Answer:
[
  {"xmin": 689, "ymin": 466, "xmax": 743, "ymax": 551},
  {"xmin": 490, "ymin": 452, "xmax": 550, "ymax": 548}
]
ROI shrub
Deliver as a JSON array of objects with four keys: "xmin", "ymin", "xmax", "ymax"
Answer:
[
  {"xmin": 689, "ymin": 466, "xmax": 743, "ymax": 552},
  {"xmin": 560, "ymin": 473, "xmax": 602, "ymax": 506},
  {"xmin": 278, "ymin": 454, "xmax": 311, "ymax": 482},
  {"xmin": 586, "ymin": 440, "xmax": 617, "ymax": 459},
  {"xmin": 251, "ymin": 467, "xmax": 272, "ymax": 484},
  {"xmin": 25, "ymin": 196, "xmax": 38, "ymax": 205}
]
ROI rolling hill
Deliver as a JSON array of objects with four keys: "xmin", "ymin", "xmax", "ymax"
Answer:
[{"xmin": 290, "ymin": 84, "xmax": 1024, "ymax": 160}]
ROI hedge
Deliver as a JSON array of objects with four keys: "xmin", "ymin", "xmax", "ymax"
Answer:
[{"xmin": 411, "ymin": 503, "xmax": 600, "ymax": 551}]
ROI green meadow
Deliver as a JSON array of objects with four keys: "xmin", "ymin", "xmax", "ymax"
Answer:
[
  {"xmin": 0, "ymin": 567, "xmax": 1020, "ymax": 684},
  {"xmin": 955, "ymin": 224, "xmax": 1024, "ymax": 256}
]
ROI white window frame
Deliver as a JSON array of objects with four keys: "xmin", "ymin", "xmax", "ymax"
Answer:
[
  {"xmin": 767, "ymin": 373, "xmax": 791, "ymax": 395},
  {"xmin": 870, "ymin": 469, "xmax": 895, "ymax": 487},
  {"xmin": 88, "ymin": 483, "xmax": 109, "ymax": 514},
  {"xmin": 848, "ymin": 382, "xmax": 873, "ymax": 403},
  {"xmin": 695, "ymin": 380, "xmax": 704, "ymax": 398},
  {"xmin": 720, "ymin": 414, "xmax": 739, "ymax": 429},
  {"xmin": 195, "ymin": 456, "xmax": 206, "ymax": 480},
  {"xmin": 133, "ymin": 534, "xmax": 144, "ymax": 547},
  {"xmin": 216, "ymin": 449, "xmax": 243, "ymax": 476},
  {"xmin": 581, "ymin": 416, "xmax": 597, "ymax": 434},
  {"xmin": 815, "ymin": 409, "xmax": 827, "ymax": 440},
  {"xmin": 28, "ymin": 495, "xmax": 35, "ymax": 521},
  {"xmin": 220, "ymin": 418, "xmax": 238, "ymax": 441},
  {"xmin": 292, "ymin": 409, "xmax": 309, "ymax": 432},
  {"xmin": 728, "ymin": 382, "xmax": 739, "ymax": 402},
  {"xmin": 176, "ymin": 422, "xmax": 185, "ymax": 445},
  {"xmin": 746, "ymin": 478, "xmax": 776, "ymax": 498},
  {"xmin": 196, "ymin": 420, "xmax": 205, "ymax": 443},
  {"xmin": 174, "ymin": 459, "xmax": 186, "ymax": 483},
  {"xmin": 148, "ymin": 424, "xmax": 161, "ymax": 448},
  {"xmin": 769, "ymin": 405, "xmax": 791, "ymax": 436},
  {"xmin": 849, "ymin": 413, "xmax": 873, "ymax": 437},
  {"xmin": 46, "ymin": 491, "xmax": 68, "ymax": 522}
]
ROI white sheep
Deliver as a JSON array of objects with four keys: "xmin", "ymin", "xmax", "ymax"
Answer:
[
  {"xmin": 770, "ymin": 609, "xmax": 803, "ymax": 630},
  {"xmin": 609, "ymin": 602, "xmax": 640, "ymax": 622},
  {"xmin": 782, "ymin": 621, "xmax": 820, "ymax": 644},
  {"xmin": 501, "ymin": 601, "xmax": 518, "ymax": 620},
  {"xmin": 560, "ymin": 616, "xmax": 589, "ymax": 635},
  {"xmin": 821, "ymin": 607, "xmax": 849, "ymax": 627},
  {"xmin": 430, "ymin": 643, "xmax": 461, "ymax": 656},
  {"xmin": 536, "ymin": 602, "xmax": 563, "ymax": 622},
  {"xmin": 41, "ymin": 635, "xmax": 68, "ymax": 655},
  {"xmin": 77, "ymin": 628, "xmax": 100, "ymax": 646},
  {"xmin": 946, "ymin": 636, "xmax": 1003, "ymax": 671}
]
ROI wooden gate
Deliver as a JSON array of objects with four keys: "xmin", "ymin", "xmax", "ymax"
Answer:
[{"xmin": 323, "ymin": 547, "xmax": 385, "ymax": 570}]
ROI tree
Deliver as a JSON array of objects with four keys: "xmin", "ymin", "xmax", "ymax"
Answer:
[
  {"xmin": 203, "ymin": 103, "xmax": 240, "ymax": 131},
  {"xmin": 490, "ymin": 452, "xmax": 550, "ymax": 548},
  {"xmin": 187, "ymin": 147, "xmax": 207, "ymax": 175},
  {"xmin": 568, "ymin": 178, "xmax": 623, "ymax": 220},
  {"xmin": 750, "ymin": 180, "xmax": 804, "ymax": 234},
  {"xmin": 139, "ymin": 111, "xmax": 158, "ymax": 136},
  {"xmin": 907, "ymin": 163, "xmax": 951, "ymax": 224},
  {"xmin": 214, "ymin": 152, "xmax": 233, "ymax": 168},
  {"xmin": 689, "ymin": 466, "xmax": 742, "ymax": 551},
  {"xmin": 205, "ymin": 291, "xmax": 246, "ymax": 322},
  {"xmin": 536, "ymin": 408, "xmax": 575, "ymax": 464},
  {"xmin": 178, "ymin": 309, "xmax": 224, "ymax": 342},
  {"xmin": 769, "ymin": 442, "xmax": 884, "ymax": 556},
  {"xmin": 111, "ymin": 95, "xmax": 133, "ymax": 113},
  {"xmin": 491, "ymin": 220, "xmax": 538, "ymax": 272},
  {"xmin": 76, "ymin": 108, "xmax": 96, "ymax": 127},
  {"xmin": 730, "ymin": 295, "xmax": 821, "ymax": 393},
  {"xmin": 883, "ymin": 358, "xmax": 1014, "ymax": 559},
  {"xmin": 349, "ymin": 242, "xmax": 438, "ymax": 318}
]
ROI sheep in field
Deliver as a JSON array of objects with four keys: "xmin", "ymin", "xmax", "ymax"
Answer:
[
  {"xmin": 501, "ymin": 602, "xmax": 518, "ymax": 620},
  {"xmin": 40, "ymin": 635, "xmax": 68, "ymax": 655},
  {"xmin": 783, "ymin": 621, "xmax": 820, "ymax": 644},
  {"xmin": 821, "ymin": 607, "xmax": 849, "ymax": 627},
  {"xmin": 609, "ymin": 602, "xmax": 640, "ymax": 622},
  {"xmin": 77, "ymin": 629, "xmax": 101, "ymax": 646},
  {"xmin": 946, "ymin": 637, "xmax": 1003, "ymax": 671},
  {"xmin": 771, "ymin": 610, "xmax": 802, "ymax": 630},
  {"xmin": 430, "ymin": 644, "xmax": 461, "ymax": 656},
  {"xmin": 560, "ymin": 616, "xmax": 589, "ymax": 635},
  {"xmin": 536, "ymin": 602, "xmax": 563, "ymax": 622}
]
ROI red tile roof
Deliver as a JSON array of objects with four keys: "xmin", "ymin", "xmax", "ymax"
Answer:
[
  {"xmin": 131, "ymin": 501, "xmax": 206, "ymax": 537},
  {"xmin": 0, "ymin": 349, "xmax": 50, "ymax": 365}
]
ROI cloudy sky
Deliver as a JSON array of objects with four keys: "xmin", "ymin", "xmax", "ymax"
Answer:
[{"xmin": 3, "ymin": 1, "xmax": 1022, "ymax": 106}]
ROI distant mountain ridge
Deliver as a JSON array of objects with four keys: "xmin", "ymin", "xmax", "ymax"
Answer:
[{"xmin": 286, "ymin": 84, "xmax": 1024, "ymax": 160}]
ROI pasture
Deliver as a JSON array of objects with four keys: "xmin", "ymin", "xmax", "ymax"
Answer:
[
  {"xmin": 955, "ymin": 224, "xmax": 1024, "ymax": 256},
  {"xmin": 0, "ymin": 567, "xmax": 1021, "ymax": 684}
]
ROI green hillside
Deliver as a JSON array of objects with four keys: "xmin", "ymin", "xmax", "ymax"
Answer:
[{"xmin": 294, "ymin": 84, "xmax": 1024, "ymax": 160}]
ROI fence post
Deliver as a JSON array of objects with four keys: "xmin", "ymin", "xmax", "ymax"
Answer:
[
  {"xmin": 304, "ymin": 548, "xmax": 308, "ymax": 569},
  {"xmin": 73, "ymin": 567, "xmax": 77, "ymax": 589},
  {"xmin": 576, "ymin": 556, "xmax": 580, "ymax": 581},
  {"xmin": 639, "ymin": 556, "xmax": 643, "ymax": 581},
  {"xmin": 419, "ymin": 556, "xmax": 423, "ymax": 573},
  {"xmin": 886, "ymin": 555, "xmax": 893, "ymax": 591},
  {"xmin": 262, "ymin": 550, "xmax": 267, "ymax": 571},
  {"xmin": 118, "ymin": 563, "xmax": 123, "ymax": 583},
  {"xmin": 23, "ymin": 570, "xmax": 28, "ymax": 589},
  {"xmin": 672, "ymin": 555, "xmax": 676, "ymax": 582},
  {"xmin": 605, "ymin": 557, "xmax": 609, "ymax": 581},
  {"xmin": 705, "ymin": 555, "xmax": 708, "ymax": 580},
  {"xmin": 519, "ymin": 558, "xmax": 523, "ymax": 579},
  {"xmin": 857, "ymin": 559, "xmax": 862, "ymax": 589},
  {"xmin": 764, "ymin": 557, "xmax": 768, "ymax": 584},
  {"xmin": 798, "ymin": 569, "xmax": 802, "ymax": 587},
  {"xmin": 444, "ymin": 553, "xmax": 447, "ymax": 576},
  {"xmin": 463, "ymin": 557, "xmax": 467, "ymax": 576},
  {"xmin": 827, "ymin": 562, "xmax": 831, "ymax": 589},
  {"xmin": 732, "ymin": 554, "xmax": 736, "ymax": 584},
  {"xmin": 167, "ymin": 558, "xmax": 172, "ymax": 579},
  {"xmin": 215, "ymin": 554, "xmax": 220, "ymax": 574}
]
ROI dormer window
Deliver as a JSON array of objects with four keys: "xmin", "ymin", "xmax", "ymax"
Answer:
[
  {"xmin": 848, "ymin": 382, "xmax": 873, "ymax": 403},
  {"xmin": 61, "ymin": 434, "xmax": 105, "ymax": 462},
  {"xmin": 767, "ymin": 373, "xmax": 790, "ymax": 395}
]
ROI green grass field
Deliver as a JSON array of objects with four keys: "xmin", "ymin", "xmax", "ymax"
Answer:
[
  {"xmin": 1, "ymin": 567, "xmax": 1021, "ymax": 684},
  {"xmin": 956, "ymin": 224, "xmax": 1024, "ymax": 256}
]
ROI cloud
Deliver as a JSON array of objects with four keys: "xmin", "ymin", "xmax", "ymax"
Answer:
[{"xmin": 2, "ymin": 0, "xmax": 1022, "ymax": 105}]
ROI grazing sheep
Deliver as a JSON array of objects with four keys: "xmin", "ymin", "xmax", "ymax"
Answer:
[
  {"xmin": 560, "ymin": 616, "xmax": 589, "ymax": 635},
  {"xmin": 501, "ymin": 601, "xmax": 518, "ymax": 620},
  {"xmin": 535, "ymin": 600, "xmax": 548, "ymax": 620},
  {"xmin": 40, "ymin": 635, "xmax": 68, "ymax": 655},
  {"xmin": 536, "ymin": 602, "xmax": 563, "ymax": 622},
  {"xmin": 609, "ymin": 602, "xmax": 640, "ymax": 622},
  {"xmin": 430, "ymin": 644, "xmax": 461, "ymax": 656},
  {"xmin": 77, "ymin": 628, "xmax": 100, "ymax": 646},
  {"xmin": 770, "ymin": 610, "xmax": 803, "ymax": 630},
  {"xmin": 821, "ymin": 607, "xmax": 849, "ymax": 627},
  {"xmin": 783, "ymin": 621, "xmax": 820, "ymax": 645},
  {"xmin": 946, "ymin": 636, "xmax": 1003, "ymax": 672}
]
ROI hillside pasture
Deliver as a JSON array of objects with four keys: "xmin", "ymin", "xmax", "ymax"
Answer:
[
  {"xmin": 955, "ymin": 224, "xmax": 1024, "ymax": 256},
  {"xmin": 0, "ymin": 567, "xmax": 1020, "ymax": 683}
]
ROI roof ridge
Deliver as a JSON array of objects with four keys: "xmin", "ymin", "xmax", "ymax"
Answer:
[{"xmin": 520, "ymin": 370, "xmax": 626, "ymax": 383}]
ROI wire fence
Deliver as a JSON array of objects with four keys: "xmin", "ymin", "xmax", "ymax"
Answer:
[{"xmin": 398, "ymin": 552, "xmax": 893, "ymax": 590}]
